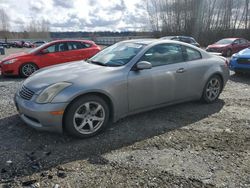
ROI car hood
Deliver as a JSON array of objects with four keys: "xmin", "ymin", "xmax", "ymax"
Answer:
[
  {"xmin": 237, "ymin": 48, "xmax": 250, "ymax": 57},
  {"xmin": 23, "ymin": 61, "xmax": 121, "ymax": 94},
  {"xmin": 1, "ymin": 52, "xmax": 28, "ymax": 62},
  {"xmin": 207, "ymin": 44, "xmax": 229, "ymax": 48}
]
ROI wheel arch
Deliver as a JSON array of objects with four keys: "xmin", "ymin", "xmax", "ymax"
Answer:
[
  {"xmin": 19, "ymin": 62, "xmax": 39, "ymax": 72},
  {"xmin": 62, "ymin": 92, "xmax": 115, "ymax": 132}
]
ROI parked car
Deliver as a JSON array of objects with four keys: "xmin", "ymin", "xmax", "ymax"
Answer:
[
  {"xmin": 13, "ymin": 41, "xmax": 25, "ymax": 48},
  {"xmin": 0, "ymin": 40, "xmax": 101, "ymax": 77},
  {"xmin": 14, "ymin": 39, "xmax": 229, "ymax": 138},
  {"xmin": 161, "ymin": 36, "xmax": 200, "ymax": 47},
  {"xmin": 206, "ymin": 38, "xmax": 250, "ymax": 57},
  {"xmin": 0, "ymin": 41, "xmax": 11, "ymax": 48},
  {"xmin": 229, "ymin": 47, "xmax": 250, "ymax": 74},
  {"xmin": 0, "ymin": 46, "xmax": 5, "ymax": 55},
  {"xmin": 33, "ymin": 41, "xmax": 46, "ymax": 47},
  {"xmin": 24, "ymin": 41, "xmax": 34, "ymax": 48}
]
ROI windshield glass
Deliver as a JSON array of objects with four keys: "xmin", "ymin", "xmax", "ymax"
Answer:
[
  {"xmin": 28, "ymin": 43, "xmax": 48, "ymax": 54},
  {"xmin": 89, "ymin": 42, "xmax": 145, "ymax": 67},
  {"xmin": 215, "ymin": 39, "xmax": 234, "ymax": 45}
]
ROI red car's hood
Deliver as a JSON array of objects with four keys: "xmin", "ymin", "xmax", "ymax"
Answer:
[
  {"xmin": 207, "ymin": 44, "xmax": 229, "ymax": 48},
  {"xmin": 1, "ymin": 52, "xmax": 28, "ymax": 62}
]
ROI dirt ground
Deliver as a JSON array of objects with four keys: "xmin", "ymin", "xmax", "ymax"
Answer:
[{"xmin": 0, "ymin": 48, "xmax": 250, "ymax": 188}]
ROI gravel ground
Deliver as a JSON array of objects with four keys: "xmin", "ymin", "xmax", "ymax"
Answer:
[{"xmin": 0, "ymin": 49, "xmax": 250, "ymax": 188}]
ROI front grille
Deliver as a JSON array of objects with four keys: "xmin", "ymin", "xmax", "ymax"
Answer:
[
  {"xmin": 19, "ymin": 85, "xmax": 34, "ymax": 100},
  {"xmin": 237, "ymin": 58, "xmax": 250, "ymax": 64}
]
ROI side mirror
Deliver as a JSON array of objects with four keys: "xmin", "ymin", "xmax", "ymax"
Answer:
[
  {"xmin": 136, "ymin": 61, "xmax": 152, "ymax": 70},
  {"xmin": 40, "ymin": 49, "xmax": 49, "ymax": 54}
]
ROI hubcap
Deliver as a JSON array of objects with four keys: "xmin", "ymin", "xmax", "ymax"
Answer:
[
  {"xmin": 73, "ymin": 101, "xmax": 105, "ymax": 134},
  {"xmin": 22, "ymin": 64, "xmax": 36, "ymax": 77},
  {"xmin": 206, "ymin": 78, "xmax": 221, "ymax": 101}
]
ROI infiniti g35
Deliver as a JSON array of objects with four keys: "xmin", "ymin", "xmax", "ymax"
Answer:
[{"xmin": 14, "ymin": 39, "xmax": 230, "ymax": 138}]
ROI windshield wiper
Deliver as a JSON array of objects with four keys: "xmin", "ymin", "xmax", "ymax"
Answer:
[{"xmin": 87, "ymin": 60, "xmax": 107, "ymax": 66}]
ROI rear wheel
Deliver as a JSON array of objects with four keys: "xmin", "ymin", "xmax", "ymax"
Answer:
[
  {"xmin": 19, "ymin": 63, "xmax": 38, "ymax": 78},
  {"xmin": 64, "ymin": 95, "xmax": 110, "ymax": 138},
  {"xmin": 202, "ymin": 75, "xmax": 222, "ymax": 103}
]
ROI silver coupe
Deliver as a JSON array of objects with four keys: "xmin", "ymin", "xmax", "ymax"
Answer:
[{"xmin": 14, "ymin": 39, "xmax": 230, "ymax": 138}]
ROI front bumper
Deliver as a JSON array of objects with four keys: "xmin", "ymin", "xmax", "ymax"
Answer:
[
  {"xmin": 1, "ymin": 63, "xmax": 19, "ymax": 76},
  {"xmin": 14, "ymin": 93, "xmax": 69, "ymax": 133},
  {"xmin": 229, "ymin": 59, "xmax": 250, "ymax": 72}
]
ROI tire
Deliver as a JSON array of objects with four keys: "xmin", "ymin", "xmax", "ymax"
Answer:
[
  {"xmin": 64, "ymin": 95, "xmax": 110, "ymax": 138},
  {"xmin": 225, "ymin": 49, "xmax": 232, "ymax": 57},
  {"xmin": 19, "ymin": 63, "xmax": 38, "ymax": 78},
  {"xmin": 202, "ymin": 75, "xmax": 222, "ymax": 103}
]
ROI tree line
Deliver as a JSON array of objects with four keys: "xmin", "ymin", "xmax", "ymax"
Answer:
[
  {"xmin": 146, "ymin": 0, "xmax": 250, "ymax": 45},
  {"xmin": 0, "ymin": 9, "xmax": 50, "ymax": 40}
]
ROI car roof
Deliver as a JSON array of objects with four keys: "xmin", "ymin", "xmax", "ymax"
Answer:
[
  {"xmin": 222, "ymin": 38, "xmax": 240, "ymax": 40},
  {"xmin": 50, "ymin": 39, "xmax": 95, "ymax": 44},
  {"xmin": 121, "ymin": 38, "xmax": 200, "ymax": 48},
  {"xmin": 121, "ymin": 39, "xmax": 158, "ymax": 45}
]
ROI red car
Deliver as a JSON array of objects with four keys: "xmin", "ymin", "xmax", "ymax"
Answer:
[
  {"xmin": 0, "ymin": 40, "xmax": 101, "ymax": 77},
  {"xmin": 206, "ymin": 38, "xmax": 250, "ymax": 57}
]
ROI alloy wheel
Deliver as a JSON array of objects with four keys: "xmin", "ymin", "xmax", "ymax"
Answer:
[
  {"xmin": 205, "ymin": 78, "xmax": 221, "ymax": 101},
  {"xmin": 21, "ymin": 64, "xmax": 37, "ymax": 77},
  {"xmin": 73, "ymin": 101, "xmax": 105, "ymax": 135}
]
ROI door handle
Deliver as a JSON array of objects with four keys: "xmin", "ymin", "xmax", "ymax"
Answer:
[{"xmin": 176, "ymin": 68, "xmax": 186, "ymax": 73}]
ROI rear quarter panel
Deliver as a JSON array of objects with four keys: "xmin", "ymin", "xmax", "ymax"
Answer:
[{"xmin": 188, "ymin": 55, "xmax": 229, "ymax": 99}]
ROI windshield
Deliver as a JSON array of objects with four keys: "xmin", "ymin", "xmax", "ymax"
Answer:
[
  {"xmin": 28, "ymin": 43, "xmax": 48, "ymax": 54},
  {"xmin": 215, "ymin": 39, "xmax": 234, "ymax": 45},
  {"xmin": 89, "ymin": 42, "xmax": 145, "ymax": 67}
]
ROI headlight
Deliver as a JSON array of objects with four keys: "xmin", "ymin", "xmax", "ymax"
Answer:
[
  {"xmin": 232, "ymin": 53, "xmax": 238, "ymax": 59},
  {"xmin": 36, "ymin": 82, "xmax": 72, "ymax": 104},
  {"xmin": 3, "ymin": 59, "xmax": 18, "ymax": 65}
]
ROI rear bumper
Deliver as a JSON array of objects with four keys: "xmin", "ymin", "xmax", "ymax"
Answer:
[{"xmin": 14, "ymin": 93, "xmax": 69, "ymax": 133}]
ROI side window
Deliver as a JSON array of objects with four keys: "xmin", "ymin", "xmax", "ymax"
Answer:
[
  {"xmin": 46, "ymin": 43, "xmax": 68, "ymax": 53},
  {"xmin": 233, "ymin": 40, "xmax": 240, "ymax": 45},
  {"xmin": 180, "ymin": 38, "xmax": 191, "ymax": 44},
  {"xmin": 140, "ymin": 44, "xmax": 184, "ymax": 67},
  {"xmin": 183, "ymin": 46, "xmax": 202, "ymax": 61},
  {"xmin": 67, "ymin": 42, "xmax": 92, "ymax": 50},
  {"xmin": 82, "ymin": 42, "xmax": 92, "ymax": 48},
  {"xmin": 240, "ymin": 39, "xmax": 248, "ymax": 44}
]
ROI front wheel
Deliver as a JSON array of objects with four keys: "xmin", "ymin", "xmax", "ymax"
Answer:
[
  {"xmin": 225, "ymin": 49, "xmax": 232, "ymax": 57},
  {"xmin": 202, "ymin": 75, "xmax": 222, "ymax": 103},
  {"xmin": 20, "ymin": 63, "xmax": 38, "ymax": 78},
  {"xmin": 64, "ymin": 95, "xmax": 110, "ymax": 138}
]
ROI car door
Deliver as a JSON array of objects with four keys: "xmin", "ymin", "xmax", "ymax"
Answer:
[
  {"xmin": 128, "ymin": 43, "xmax": 189, "ymax": 112},
  {"xmin": 65, "ymin": 41, "xmax": 84, "ymax": 62},
  {"xmin": 232, "ymin": 39, "xmax": 241, "ymax": 53},
  {"xmin": 37, "ymin": 42, "xmax": 69, "ymax": 68},
  {"xmin": 181, "ymin": 46, "xmax": 205, "ymax": 98},
  {"xmin": 79, "ymin": 42, "xmax": 98, "ymax": 59},
  {"xmin": 239, "ymin": 39, "xmax": 249, "ymax": 51}
]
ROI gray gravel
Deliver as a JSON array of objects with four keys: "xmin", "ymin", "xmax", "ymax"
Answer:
[{"xmin": 0, "ymin": 62, "xmax": 250, "ymax": 187}]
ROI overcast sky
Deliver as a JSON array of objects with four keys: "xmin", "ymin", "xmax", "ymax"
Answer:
[{"xmin": 0, "ymin": 0, "xmax": 148, "ymax": 32}]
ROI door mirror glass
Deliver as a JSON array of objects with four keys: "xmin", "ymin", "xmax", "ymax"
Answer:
[
  {"xmin": 136, "ymin": 61, "xmax": 152, "ymax": 70},
  {"xmin": 40, "ymin": 49, "xmax": 49, "ymax": 54}
]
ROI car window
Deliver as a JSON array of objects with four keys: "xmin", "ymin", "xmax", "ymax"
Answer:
[
  {"xmin": 240, "ymin": 39, "xmax": 248, "ymax": 44},
  {"xmin": 182, "ymin": 46, "xmax": 202, "ymax": 61},
  {"xmin": 180, "ymin": 38, "xmax": 192, "ymax": 43},
  {"xmin": 67, "ymin": 41, "xmax": 91, "ymax": 50},
  {"xmin": 140, "ymin": 44, "xmax": 184, "ymax": 67},
  {"xmin": 233, "ymin": 40, "xmax": 240, "ymax": 45},
  {"xmin": 46, "ymin": 43, "xmax": 68, "ymax": 53}
]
